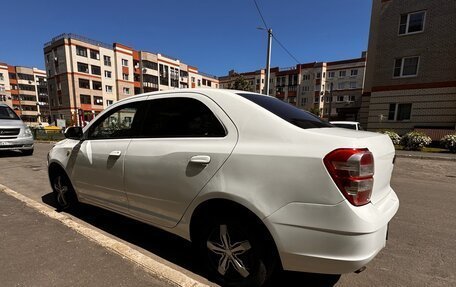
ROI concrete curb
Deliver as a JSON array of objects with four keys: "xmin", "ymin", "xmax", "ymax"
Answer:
[
  {"xmin": 0, "ymin": 184, "xmax": 213, "ymax": 287},
  {"xmin": 395, "ymin": 154, "xmax": 456, "ymax": 162}
]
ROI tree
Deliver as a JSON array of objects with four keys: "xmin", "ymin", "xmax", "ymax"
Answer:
[
  {"xmin": 228, "ymin": 73, "xmax": 251, "ymax": 91},
  {"xmin": 309, "ymin": 107, "xmax": 321, "ymax": 117}
]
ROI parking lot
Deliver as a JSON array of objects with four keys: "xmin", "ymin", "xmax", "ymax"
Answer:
[{"xmin": 0, "ymin": 142, "xmax": 455, "ymax": 286}]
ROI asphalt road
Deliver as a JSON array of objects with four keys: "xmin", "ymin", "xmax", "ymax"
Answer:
[{"xmin": 0, "ymin": 143, "xmax": 455, "ymax": 287}]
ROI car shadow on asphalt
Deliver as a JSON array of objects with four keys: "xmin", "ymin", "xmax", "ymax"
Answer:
[
  {"xmin": 42, "ymin": 192, "xmax": 341, "ymax": 286},
  {"xmin": 0, "ymin": 151, "xmax": 27, "ymax": 158}
]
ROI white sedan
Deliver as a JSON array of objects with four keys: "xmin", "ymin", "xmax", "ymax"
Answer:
[{"xmin": 48, "ymin": 89, "xmax": 399, "ymax": 286}]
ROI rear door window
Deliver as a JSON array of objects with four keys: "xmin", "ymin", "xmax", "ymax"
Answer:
[
  {"xmin": 140, "ymin": 97, "xmax": 226, "ymax": 138},
  {"xmin": 237, "ymin": 93, "xmax": 331, "ymax": 129}
]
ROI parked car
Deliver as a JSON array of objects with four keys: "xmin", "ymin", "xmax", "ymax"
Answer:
[
  {"xmin": 330, "ymin": 121, "xmax": 364, "ymax": 131},
  {"xmin": 47, "ymin": 89, "xmax": 399, "ymax": 286},
  {"xmin": 0, "ymin": 103, "xmax": 34, "ymax": 155}
]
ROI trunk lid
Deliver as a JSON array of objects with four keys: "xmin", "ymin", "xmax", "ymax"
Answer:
[{"xmin": 307, "ymin": 128, "xmax": 396, "ymax": 204}]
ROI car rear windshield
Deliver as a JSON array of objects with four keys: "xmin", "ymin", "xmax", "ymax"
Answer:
[
  {"xmin": 237, "ymin": 93, "xmax": 332, "ymax": 129},
  {"xmin": 0, "ymin": 106, "xmax": 20, "ymax": 120}
]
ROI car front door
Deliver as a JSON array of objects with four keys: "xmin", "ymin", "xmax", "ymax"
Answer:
[
  {"xmin": 124, "ymin": 94, "xmax": 238, "ymax": 228},
  {"xmin": 70, "ymin": 99, "xmax": 146, "ymax": 213}
]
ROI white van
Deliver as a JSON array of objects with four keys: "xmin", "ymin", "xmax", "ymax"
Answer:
[{"xmin": 0, "ymin": 104, "xmax": 34, "ymax": 155}]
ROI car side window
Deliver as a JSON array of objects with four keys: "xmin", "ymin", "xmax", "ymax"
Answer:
[
  {"xmin": 141, "ymin": 97, "xmax": 226, "ymax": 138},
  {"xmin": 88, "ymin": 102, "xmax": 144, "ymax": 140}
]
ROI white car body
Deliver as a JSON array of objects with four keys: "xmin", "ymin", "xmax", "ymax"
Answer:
[{"xmin": 48, "ymin": 89, "xmax": 399, "ymax": 278}]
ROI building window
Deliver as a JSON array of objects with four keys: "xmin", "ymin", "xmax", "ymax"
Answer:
[
  {"xmin": 302, "ymin": 74, "xmax": 310, "ymax": 81},
  {"xmin": 79, "ymin": 79, "xmax": 90, "ymax": 89},
  {"xmin": 122, "ymin": 59, "xmax": 128, "ymax": 67},
  {"xmin": 77, "ymin": 62, "xmax": 89, "ymax": 73},
  {"xmin": 93, "ymin": 96, "xmax": 103, "ymax": 105},
  {"xmin": 300, "ymin": 98, "xmax": 307, "ymax": 105},
  {"xmin": 90, "ymin": 50, "xmax": 100, "ymax": 60},
  {"xmin": 388, "ymin": 103, "xmax": 412, "ymax": 121},
  {"xmin": 399, "ymin": 11, "xmax": 426, "ymax": 35},
  {"xmin": 350, "ymin": 69, "xmax": 358, "ymax": 76},
  {"xmin": 394, "ymin": 56, "xmax": 419, "ymax": 77},
  {"xmin": 350, "ymin": 82, "xmax": 357, "ymax": 89},
  {"xmin": 197, "ymin": 79, "xmax": 201, "ymax": 87},
  {"xmin": 92, "ymin": 81, "xmax": 102, "ymax": 90},
  {"xmin": 104, "ymin": 56, "xmax": 111, "ymax": 66},
  {"xmin": 339, "ymin": 70, "xmax": 346, "ymax": 78},
  {"xmin": 104, "ymin": 70, "xmax": 112, "ymax": 78},
  {"xmin": 76, "ymin": 46, "xmax": 87, "ymax": 57},
  {"xmin": 122, "ymin": 73, "xmax": 129, "ymax": 81},
  {"xmin": 338, "ymin": 82, "xmax": 346, "ymax": 90},
  {"xmin": 18, "ymin": 84, "xmax": 36, "ymax": 91},
  {"xmin": 105, "ymin": 85, "xmax": 113, "ymax": 93},
  {"xmin": 316, "ymin": 72, "xmax": 321, "ymax": 79},
  {"xmin": 328, "ymin": 71, "xmax": 335, "ymax": 78},
  {"xmin": 80, "ymin": 94, "xmax": 91, "ymax": 104},
  {"xmin": 0, "ymin": 73, "xmax": 3, "ymax": 81},
  {"xmin": 123, "ymin": 87, "xmax": 130, "ymax": 95},
  {"xmin": 106, "ymin": 100, "xmax": 114, "ymax": 106},
  {"xmin": 91, "ymin": 65, "xmax": 101, "ymax": 75},
  {"xmin": 142, "ymin": 60, "xmax": 158, "ymax": 70},
  {"xmin": 337, "ymin": 95, "xmax": 345, "ymax": 102},
  {"xmin": 314, "ymin": 96, "xmax": 319, "ymax": 103}
]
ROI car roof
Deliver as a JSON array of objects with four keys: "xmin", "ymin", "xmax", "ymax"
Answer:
[{"xmin": 113, "ymin": 88, "xmax": 272, "ymax": 104}]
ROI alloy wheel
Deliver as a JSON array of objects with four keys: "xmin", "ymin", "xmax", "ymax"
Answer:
[
  {"xmin": 207, "ymin": 224, "xmax": 253, "ymax": 279},
  {"xmin": 53, "ymin": 175, "xmax": 69, "ymax": 207}
]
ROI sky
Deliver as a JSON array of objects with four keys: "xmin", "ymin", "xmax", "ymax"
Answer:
[{"xmin": 0, "ymin": 0, "xmax": 372, "ymax": 76}]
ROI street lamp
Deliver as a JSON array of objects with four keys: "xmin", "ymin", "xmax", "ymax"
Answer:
[{"xmin": 257, "ymin": 27, "xmax": 272, "ymax": 95}]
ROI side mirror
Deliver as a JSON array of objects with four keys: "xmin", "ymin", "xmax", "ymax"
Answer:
[{"xmin": 64, "ymin": 126, "xmax": 83, "ymax": 140}]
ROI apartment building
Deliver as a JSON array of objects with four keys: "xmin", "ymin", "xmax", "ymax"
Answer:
[
  {"xmin": 219, "ymin": 55, "xmax": 366, "ymax": 121},
  {"xmin": 360, "ymin": 0, "xmax": 456, "ymax": 134},
  {"xmin": 0, "ymin": 62, "xmax": 49, "ymax": 125},
  {"xmin": 0, "ymin": 63, "xmax": 11, "ymax": 107},
  {"xmin": 219, "ymin": 69, "xmax": 267, "ymax": 94},
  {"xmin": 43, "ymin": 33, "xmax": 218, "ymax": 125}
]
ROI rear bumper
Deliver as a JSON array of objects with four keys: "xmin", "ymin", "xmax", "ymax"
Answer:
[
  {"xmin": 0, "ymin": 137, "xmax": 34, "ymax": 151},
  {"xmin": 264, "ymin": 188, "xmax": 399, "ymax": 274}
]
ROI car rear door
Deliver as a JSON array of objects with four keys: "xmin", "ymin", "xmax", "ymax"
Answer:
[{"xmin": 124, "ymin": 93, "xmax": 238, "ymax": 228}]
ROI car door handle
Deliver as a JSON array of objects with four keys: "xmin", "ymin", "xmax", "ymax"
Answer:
[
  {"xmin": 190, "ymin": 155, "xmax": 211, "ymax": 164},
  {"xmin": 109, "ymin": 150, "xmax": 122, "ymax": 157}
]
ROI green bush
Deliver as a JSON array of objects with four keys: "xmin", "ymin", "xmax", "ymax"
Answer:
[
  {"xmin": 379, "ymin": 130, "xmax": 401, "ymax": 145},
  {"xmin": 400, "ymin": 131, "xmax": 432, "ymax": 150},
  {"xmin": 440, "ymin": 134, "xmax": 456, "ymax": 153}
]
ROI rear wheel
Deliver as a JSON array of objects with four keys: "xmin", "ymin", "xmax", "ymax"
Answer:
[
  {"xmin": 51, "ymin": 173, "xmax": 78, "ymax": 210},
  {"xmin": 198, "ymin": 216, "xmax": 277, "ymax": 287}
]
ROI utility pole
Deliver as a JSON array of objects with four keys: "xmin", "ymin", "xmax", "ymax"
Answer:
[
  {"xmin": 264, "ymin": 28, "xmax": 272, "ymax": 95},
  {"xmin": 258, "ymin": 27, "xmax": 273, "ymax": 95}
]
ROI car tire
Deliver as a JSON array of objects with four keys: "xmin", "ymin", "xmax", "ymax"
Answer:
[
  {"xmin": 22, "ymin": 149, "xmax": 34, "ymax": 156},
  {"xmin": 198, "ymin": 215, "xmax": 277, "ymax": 287},
  {"xmin": 51, "ymin": 172, "xmax": 78, "ymax": 210}
]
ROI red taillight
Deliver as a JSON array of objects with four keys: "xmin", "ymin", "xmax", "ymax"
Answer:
[{"xmin": 324, "ymin": 148, "xmax": 374, "ymax": 206}]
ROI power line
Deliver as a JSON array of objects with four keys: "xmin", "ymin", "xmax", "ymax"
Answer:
[
  {"xmin": 252, "ymin": 0, "xmax": 301, "ymax": 64},
  {"xmin": 272, "ymin": 35, "xmax": 301, "ymax": 64},
  {"xmin": 253, "ymin": 0, "xmax": 269, "ymax": 29}
]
